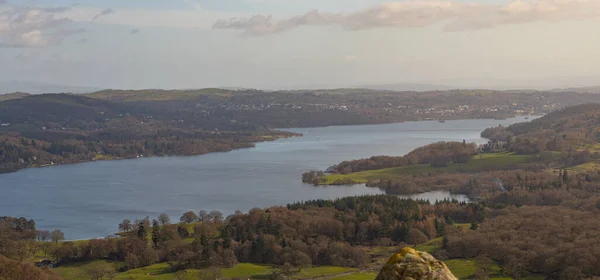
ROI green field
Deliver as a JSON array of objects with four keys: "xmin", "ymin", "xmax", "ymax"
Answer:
[
  {"xmin": 321, "ymin": 153, "xmax": 531, "ymax": 185},
  {"xmin": 55, "ymin": 261, "xmax": 364, "ymax": 280},
  {"xmin": 330, "ymin": 271, "xmax": 377, "ymax": 280},
  {"xmin": 294, "ymin": 266, "xmax": 357, "ymax": 278},
  {"xmin": 414, "ymin": 237, "xmax": 442, "ymax": 253}
]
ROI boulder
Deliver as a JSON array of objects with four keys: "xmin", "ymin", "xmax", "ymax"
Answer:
[{"xmin": 376, "ymin": 247, "xmax": 458, "ymax": 280}]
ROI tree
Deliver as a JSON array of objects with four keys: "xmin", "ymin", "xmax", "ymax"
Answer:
[
  {"xmin": 50, "ymin": 229, "xmax": 64, "ymax": 245},
  {"xmin": 475, "ymin": 255, "xmax": 493, "ymax": 280},
  {"xmin": 86, "ymin": 262, "xmax": 116, "ymax": 280},
  {"xmin": 119, "ymin": 219, "xmax": 132, "ymax": 232},
  {"xmin": 209, "ymin": 210, "xmax": 223, "ymax": 223},
  {"xmin": 198, "ymin": 210, "xmax": 209, "ymax": 222},
  {"xmin": 137, "ymin": 221, "xmax": 147, "ymax": 240},
  {"xmin": 504, "ymin": 256, "xmax": 523, "ymax": 280},
  {"xmin": 407, "ymin": 229, "xmax": 428, "ymax": 245},
  {"xmin": 36, "ymin": 230, "xmax": 50, "ymax": 242},
  {"xmin": 292, "ymin": 251, "xmax": 312, "ymax": 271},
  {"xmin": 562, "ymin": 169, "xmax": 569, "ymax": 185},
  {"xmin": 180, "ymin": 211, "xmax": 198, "ymax": 224},
  {"xmin": 152, "ymin": 220, "xmax": 161, "ymax": 245},
  {"xmin": 158, "ymin": 213, "xmax": 170, "ymax": 226}
]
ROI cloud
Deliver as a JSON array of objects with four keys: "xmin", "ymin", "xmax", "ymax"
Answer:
[
  {"xmin": 92, "ymin": 8, "xmax": 115, "ymax": 21},
  {"xmin": 130, "ymin": 28, "xmax": 141, "ymax": 34},
  {"xmin": 64, "ymin": 6, "xmax": 240, "ymax": 29},
  {"xmin": 344, "ymin": 55, "xmax": 357, "ymax": 61},
  {"xmin": 213, "ymin": 0, "xmax": 600, "ymax": 35},
  {"xmin": 0, "ymin": 4, "xmax": 82, "ymax": 47}
]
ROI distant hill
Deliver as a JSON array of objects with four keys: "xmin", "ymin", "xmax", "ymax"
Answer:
[
  {"xmin": 355, "ymin": 83, "xmax": 457, "ymax": 92},
  {"xmin": 0, "ymin": 94, "xmax": 134, "ymax": 127},
  {"xmin": 0, "ymin": 92, "xmax": 30, "ymax": 101},
  {"xmin": 0, "ymin": 80, "xmax": 101, "ymax": 95},
  {"xmin": 550, "ymin": 86, "xmax": 600, "ymax": 94},
  {"xmin": 86, "ymin": 88, "xmax": 233, "ymax": 101}
]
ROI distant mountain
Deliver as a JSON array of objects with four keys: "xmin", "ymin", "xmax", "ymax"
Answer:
[
  {"xmin": 355, "ymin": 83, "xmax": 459, "ymax": 92},
  {"xmin": 0, "ymin": 81, "xmax": 101, "ymax": 95},
  {"xmin": 550, "ymin": 86, "xmax": 600, "ymax": 94}
]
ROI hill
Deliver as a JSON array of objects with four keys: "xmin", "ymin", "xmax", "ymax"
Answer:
[
  {"xmin": 0, "ymin": 80, "xmax": 100, "ymax": 94},
  {"xmin": 86, "ymin": 88, "xmax": 234, "ymax": 101},
  {"xmin": 0, "ymin": 94, "xmax": 136, "ymax": 129},
  {"xmin": 482, "ymin": 103, "xmax": 600, "ymax": 147},
  {"xmin": 0, "ymin": 92, "xmax": 30, "ymax": 101},
  {"xmin": 0, "ymin": 93, "xmax": 295, "ymax": 173}
]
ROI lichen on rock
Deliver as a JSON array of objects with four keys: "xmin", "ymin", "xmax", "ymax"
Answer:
[{"xmin": 376, "ymin": 247, "xmax": 458, "ymax": 280}]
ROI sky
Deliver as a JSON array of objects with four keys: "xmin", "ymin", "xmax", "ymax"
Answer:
[{"xmin": 2, "ymin": 0, "xmax": 600, "ymax": 90}]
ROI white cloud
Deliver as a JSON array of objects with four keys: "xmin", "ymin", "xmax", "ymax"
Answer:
[
  {"xmin": 0, "ymin": 4, "xmax": 81, "ymax": 47},
  {"xmin": 213, "ymin": 0, "xmax": 600, "ymax": 35}
]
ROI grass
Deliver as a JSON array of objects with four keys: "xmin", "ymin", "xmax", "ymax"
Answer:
[
  {"xmin": 55, "ymin": 260, "xmax": 121, "ymax": 280},
  {"xmin": 116, "ymin": 263, "xmax": 175, "ymax": 280},
  {"xmin": 222, "ymin": 263, "xmax": 273, "ymax": 279},
  {"xmin": 55, "ymin": 261, "xmax": 361, "ymax": 280},
  {"xmin": 414, "ymin": 237, "xmax": 442, "ymax": 253},
  {"xmin": 320, "ymin": 153, "xmax": 531, "ymax": 185},
  {"xmin": 446, "ymin": 259, "xmax": 478, "ymax": 279},
  {"xmin": 293, "ymin": 266, "xmax": 357, "ymax": 278},
  {"xmin": 445, "ymin": 259, "xmax": 545, "ymax": 280},
  {"xmin": 330, "ymin": 271, "xmax": 377, "ymax": 280}
]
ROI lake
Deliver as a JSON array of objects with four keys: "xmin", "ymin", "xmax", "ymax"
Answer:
[{"xmin": 0, "ymin": 116, "xmax": 532, "ymax": 239}]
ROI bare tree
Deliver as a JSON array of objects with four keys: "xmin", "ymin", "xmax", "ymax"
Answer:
[
  {"xmin": 158, "ymin": 213, "xmax": 171, "ymax": 226},
  {"xmin": 198, "ymin": 210, "xmax": 209, "ymax": 222},
  {"xmin": 36, "ymin": 230, "xmax": 50, "ymax": 241},
  {"xmin": 209, "ymin": 210, "xmax": 223, "ymax": 223},
  {"xmin": 50, "ymin": 229, "xmax": 64, "ymax": 245},
  {"xmin": 87, "ymin": 262, "xmax": 116, "ymax": 280}
]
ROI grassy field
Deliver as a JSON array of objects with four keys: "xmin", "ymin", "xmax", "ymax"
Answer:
[
  {"xmin": 54, "ymin": 258, "xmax": 546, "ymax": 280},
  {"xmin": 320, "ymin": 153, "xmax": 531, "ymax": 185},
  {"xmin": 330, "ymin": 271, "xmax": 378, "ymax": 280},
  {"xmin": 55, "ymin": 261, "xmax": 363, "ymax": 280},
  {"xmin": 293, "ymin": 266, "xmax": 357, "ymax": 278},
  {"xmin": 414, "ymin": 237, "xmax": 442, "ymax": 253}
]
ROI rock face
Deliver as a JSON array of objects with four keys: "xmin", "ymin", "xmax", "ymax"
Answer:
[{"xmin": 376, "ymin": 248, "xmax": 458, "ymax": 280}]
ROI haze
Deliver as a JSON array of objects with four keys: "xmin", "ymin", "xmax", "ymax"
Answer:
[{"xmin": 2, "ymin": 0, "xmax": 600, "ymax": 90}]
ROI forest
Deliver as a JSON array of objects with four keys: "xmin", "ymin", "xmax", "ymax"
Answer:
[{"xmin": 1, "ymin": 196, "xmax": 486, "ymax": 279}]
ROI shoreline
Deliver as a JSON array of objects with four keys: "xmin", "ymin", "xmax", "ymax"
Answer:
[
  {"xmin": 0, "ymin": 115, "xmax": 533, "ymax": 175},
  {"xmin": 0, "ymin": 132, "xmax": 299, "ymax": 175}
]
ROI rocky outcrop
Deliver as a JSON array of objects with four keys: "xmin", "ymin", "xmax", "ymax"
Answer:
[{"xmin": 376, "ymin": 248, "xmax": 458, "ymax": 280}]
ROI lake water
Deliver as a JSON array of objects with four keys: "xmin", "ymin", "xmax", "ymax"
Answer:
[{"xmin": 0, "ymin": 116, "xmax": 532, "ymax": 239}]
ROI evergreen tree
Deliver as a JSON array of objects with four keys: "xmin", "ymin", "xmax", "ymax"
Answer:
[
  {"xmin": 151, "ymin": 219, "xmax": 161, "ymax": 245},
  {"xmin": 562, "ymin": 169, "xmax": 569, "ymax": 185},
  {"xmin": 137, "ymin": 221, "xmax": 147, "ymax": 240}
]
